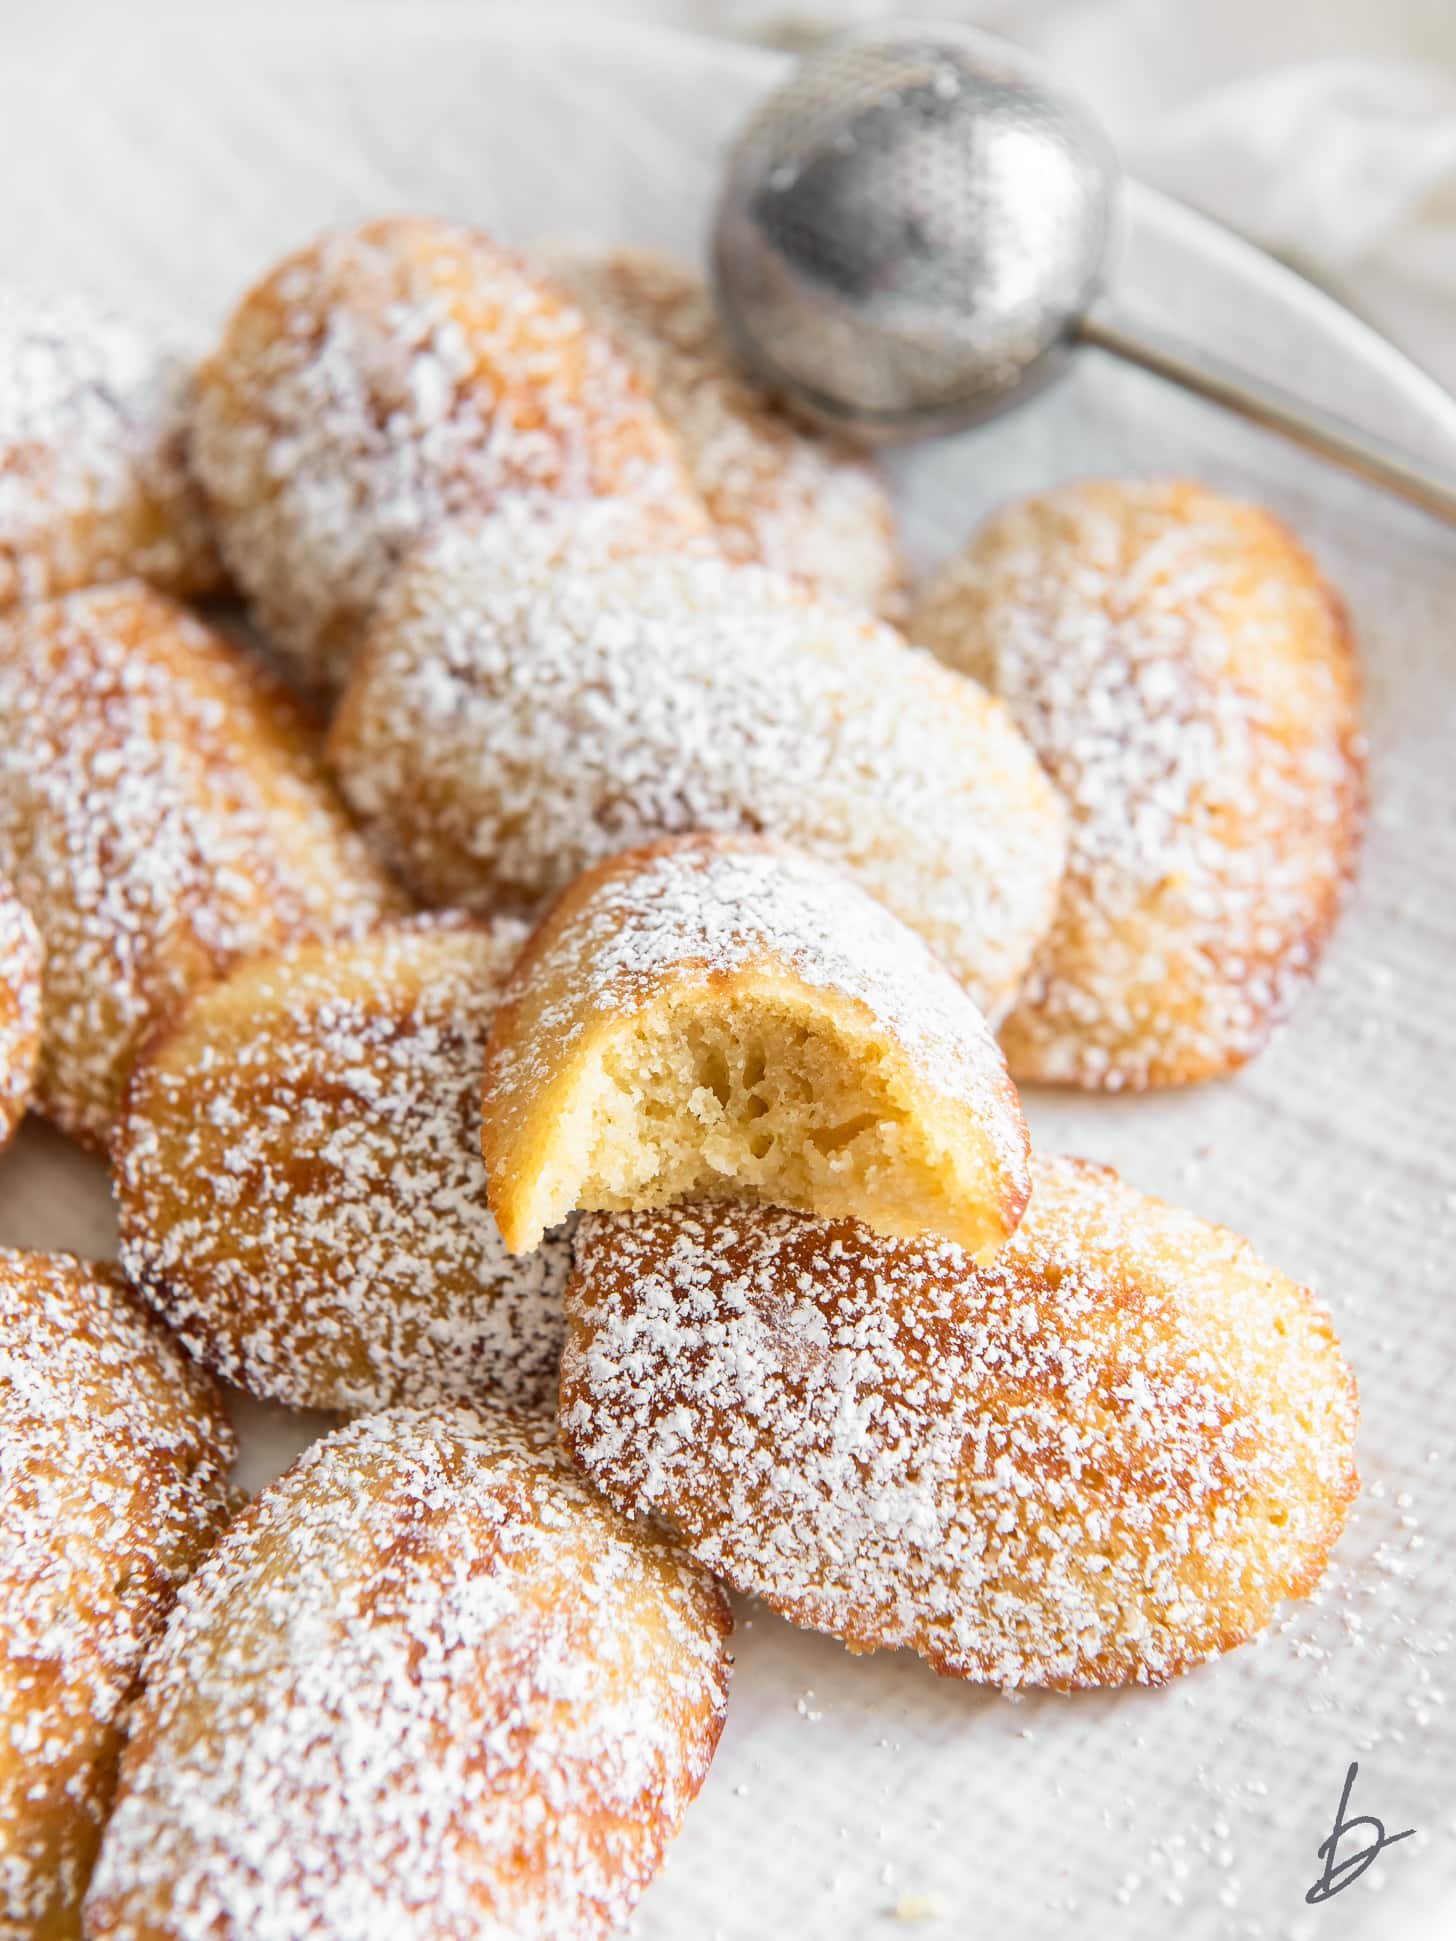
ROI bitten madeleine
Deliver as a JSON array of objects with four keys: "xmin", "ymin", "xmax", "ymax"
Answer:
[
  {"xmin": 911, "ymin": 478, "xmax": 1365, "ymax": 1088},
  {"xmin": 329, "ymin": 511, "xmax": 1066, "ymax": 1022},
  {"xmin": 0, "ymin": 882, "xmax": 41, "ymax": 1151},
  {"xmin": 0, "ymin": 287, "xmax": 221, "ymax": 610},
  {"xmin": 115, "ymin": 917, "xmax": 572, "ymax": 1415},
  {"xmin": 191, "ymin": 216, "xmax": 708, "ymax": 691},
  {"xmin": 481, "ymin": 835, "xmax": 1030, "ymax": 1259},
  {"xmin": 561, "ymin": 1157, "xmax": 1359, "ymax": 1690},
  {"xmin": 83, "ymin": 1407, "xmax": 731, "ymax": 1941},
  {"xmin": 0, "ymin": 584, "xmax": 402, "ymax": 1147},
  {"xmin": 0, "ymin": 1250, "xmax": 235, "ymax": 1941},
  {"xmin": 540, "ymin": 244, "xmax": 905, "ymax": 618}
]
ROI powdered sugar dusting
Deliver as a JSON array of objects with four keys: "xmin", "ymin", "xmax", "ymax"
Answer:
[
  {"xmin": 910, "ymin": 479, "xmax": 1364, "ymax": 1087},
  {"xmin": 0, "ymin": 1249, "xmax": 235, "ymax": 1934},
  {"xmin": 0, "ymin": 285, "xmax": 219, "ymax": 606},
  {"xmin": 491, "ymin": 838, "xmax": 1023, "ymax": 1187},
  {"xmin": 0, "ymin": 880, "xmax": 41, "ymax": 1146},
  {"xmin": 540, "ymin": 244, "xmax": 905, "ymax": 619},
  {"xmin": 85, "ymin": 1406, "xmax": 731, "ymax": 1941},
  {"xmin": 331, "ymin": 516, "xmax": 1066, "ymax": 1023},
  {"xmin": 561, "ymin": 1155, "xmax": 1358, "ymax": 1690},
  {"xmin": 0, "ymin": 582, "xmax": 401, "ymax": 1146},
  {"xmin": 191, "ymin": 217, "xmax": 709, "ymax": 689},
  {"xmin": 116, "ymin": 917, "xmax": 572, "ymax": 1414}
]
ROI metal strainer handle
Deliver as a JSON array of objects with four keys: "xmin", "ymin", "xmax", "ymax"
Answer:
[
  {"xmin": 711, "ymin": 20, "xmax": 1456, "ymax": 529},
  {"xmin": 1081, "ymin": 311, "xmax": 1456, "ymax": 527}
]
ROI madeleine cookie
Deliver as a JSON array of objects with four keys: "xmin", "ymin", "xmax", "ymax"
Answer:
[
  {"xmin": 0, "ymin": 881, "xmax": 41, "ymax": 1151},
  {"xmin": 191, "ymin": 217, "xmax": 708, "ymax": 690},
  {"xmin": 84, "ymin": 1406, "xmax": 731, "ymax": 1941},
  {"xmin": 911, "ymin": 478, "xmax": 1365, "ymax": 1088},
  {"xmin": 0, "ymin": 584, "xmax": 402, "ymax": 1147},
  {"xmin": 0, "ymin": 286, "xmax": 221, "ymax": 610},
  {"xmin": 562, "ymin": 1157, "xmax": 1359, "ymax": 1690},
  {"xmin": 116, "ymin": 917, "xmax": 572, "ymax": 1415},
  {"xmin": 1, "ymin": 1250, "xmax": 235, "ymax": 1940},
  {"xmin": 329, "ymin": 514, "xmax": 1066, "ymax": 1021},
  {"xmin": 481, "ymin": 835, "xmax": 1029, "ymax": 1259},
  {"xmin": 541, "ymin": 244, "xmax": 905, "ymax": 617}
]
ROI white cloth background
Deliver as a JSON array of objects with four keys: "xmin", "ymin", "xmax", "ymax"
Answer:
[{"xmin": 15, "ymin": 0, "xmax": 1449, "ymax": 391}]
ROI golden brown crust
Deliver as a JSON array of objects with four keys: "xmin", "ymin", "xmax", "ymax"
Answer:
[
  {"xmin": 481, "ymin": 833, "xmax": 1030, "ymax": 1258},
  {"xmin": 192, "ymin": 217, "xmax": 709, "ymax": 691},
  {"xmin": 0, "ymin": 287, "xmax": 222, "ymax": 611},
  {"xmin": 0, "ymin": 583, "xmax": 404, "ymax": 1148},
  {"xmin": 83, "ymin": 1406, "xmax": 731, "ymax": 1941},
  {"xmin": 0, "ymin": 880, "xmax": 42, "ymax": 1152},
  {"xmin": 561, "ymin": 1155, "xmax": 1359, "ymax": 1690},
  {"xmin": 0, "ymin": 1250, "xmax": 235, "ymax": 1941},
  {"xmin": 114, "ymin": 916, "xmax": 573, "ymax": 1415},
  {"xmin": 540, "ymin": 244, "xmax": 906, "ymax": 618},
  {"xmin": 910, "ymin": 478, "xmax": 1365, "ymax": 1088}
]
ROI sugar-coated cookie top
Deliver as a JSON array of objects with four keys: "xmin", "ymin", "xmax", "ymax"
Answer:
[
  {"xmin": 118, "ymin": 918, "xmax": 573, "ymax": 1413},
  {"xmin": 0, "ymin": 286, "xmax": 216, "ymax": 604},
  {"xmin": 0, "ymin": 582, "xmax": 399, "ymax": 1141},
  {"xmin": 333, "ymin": 512, "xmax": 1066, "ymax": 1020},
  {"xmin": 563, "ymin": 1156, "xmax": 1358, "ymax": 1688},
  {"xmin": 0, "ymin": 880, "xmax": 42, "ymax": 1138},
  {"xmin": 192, "ymin": 217, "xmax": 708, "ymax": 684},
  {"xmin": 912, "ymin": 478, "xmax": 1364, "ymax": 1087},
  {"xmin": 86, "ymin": 1406, "xmax": 730, "ymax": 1941},
  {"xmin": 1, "ymin": 1248, "xmax": 235, "ymax": 1930},
  {"xmin": 541, "ymin": 244, "xmax": 904, "ymax": 617}
]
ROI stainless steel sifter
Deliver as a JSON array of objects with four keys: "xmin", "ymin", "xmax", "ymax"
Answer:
[{"xmin": 711, "ymin": 22, "xmax": 1456, "ymax": 526}]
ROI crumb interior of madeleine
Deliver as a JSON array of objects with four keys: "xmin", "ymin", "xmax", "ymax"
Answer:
[{"xmin": 544, "ymin": 993, "xmax": 997, "ymax": 1250}]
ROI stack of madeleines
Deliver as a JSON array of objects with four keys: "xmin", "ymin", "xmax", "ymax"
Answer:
[{"xmin": 0, "ymin": 216, "xmax": 1364, "ymax": 1941}]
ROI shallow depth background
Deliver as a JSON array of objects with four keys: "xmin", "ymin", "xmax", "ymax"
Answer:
[{"xmin": 4, "ymin": 0, "xmax": 1454, "ymax": 392}]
